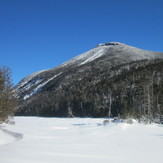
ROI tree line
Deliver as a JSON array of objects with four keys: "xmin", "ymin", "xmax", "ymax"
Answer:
[{"xmin": 16, "ymin": 59, "xmax": 163, "ymax": 123}]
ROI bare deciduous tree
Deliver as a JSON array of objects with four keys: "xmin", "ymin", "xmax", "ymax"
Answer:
[{"xmin": 0, "ymin": 66, "xmax": 17, "ymax": 123}]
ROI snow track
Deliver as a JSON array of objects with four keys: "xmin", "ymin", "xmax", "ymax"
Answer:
[{"xmin": 0, "ymin": 128, "xmax": 23, "ymax": 145}]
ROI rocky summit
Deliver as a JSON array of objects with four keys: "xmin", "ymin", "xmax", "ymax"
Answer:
[{"xmin": 14, "ymin": 42, "xmax": 163, "ymax": 119}]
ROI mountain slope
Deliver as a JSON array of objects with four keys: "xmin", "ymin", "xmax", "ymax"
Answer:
[{"xmin": 14, "ymin": 42, "xmax": 163, "ymax": 119}]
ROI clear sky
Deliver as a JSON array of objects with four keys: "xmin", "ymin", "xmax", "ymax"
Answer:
[{"xmin": 0, "ymin": 0, "xmax": 163, "ymax": 85}]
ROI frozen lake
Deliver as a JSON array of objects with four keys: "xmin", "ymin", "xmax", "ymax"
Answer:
[{"xmin": 0, "ymin": 117, "xmax": 163, "ymax": 163}]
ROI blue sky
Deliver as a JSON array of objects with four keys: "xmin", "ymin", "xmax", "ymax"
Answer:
[{"xmin": 0, "ymin": 0, "xmax": 163, "ymax": 85}]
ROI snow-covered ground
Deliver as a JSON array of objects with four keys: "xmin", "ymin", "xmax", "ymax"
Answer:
[{"xmin": 0, "ymin": 117, "xmax": 163, "ymax": 163}]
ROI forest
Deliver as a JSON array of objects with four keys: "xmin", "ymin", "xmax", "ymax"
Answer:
[{"xmin": 16, "ymin": 59, "xmax": 163, "ymax": 123}]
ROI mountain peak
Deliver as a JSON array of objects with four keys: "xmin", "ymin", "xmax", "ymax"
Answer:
[
  {"xmin": 14, "ymin": 41, "xmax": 163, "ymax": 118},
  {"xmin": 95, "ymin": 42, "xmax": 124, "ymax": 48}
]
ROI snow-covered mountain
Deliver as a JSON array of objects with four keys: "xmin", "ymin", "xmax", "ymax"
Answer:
[
  {"xmin": 60, "ymin": 42, "xmax": 160, "ymax": 67},
  {"xmin": 14, "ymin": 42, "xmax": 163, "ymax": 118}
]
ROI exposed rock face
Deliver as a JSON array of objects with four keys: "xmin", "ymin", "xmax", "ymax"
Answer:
[
  {"xmin": 14, "ymin": 42, "xmax": 163, "ymax": 118},
  {"xmin": 95, "ymin": 42, "xmax": 123, "ymax": 47}
]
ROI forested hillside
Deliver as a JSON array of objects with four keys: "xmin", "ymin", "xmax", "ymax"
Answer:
[{"xmin": 14, "ymin": 42, "xmax": 163, "ymax": 121}]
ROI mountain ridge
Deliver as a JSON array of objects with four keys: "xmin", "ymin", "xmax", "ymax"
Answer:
[{"xmin": 14, "ymin": 42, "xmax": 163, "ymax": 119}]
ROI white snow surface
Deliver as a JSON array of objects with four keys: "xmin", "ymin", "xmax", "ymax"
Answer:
[
  {"xmin": 0, "ymin": 129, "xmax": 17, "ymax": 145},
  {"xmin": 0, "ymin": 117, "xmax": 163, "ymax": 163}
]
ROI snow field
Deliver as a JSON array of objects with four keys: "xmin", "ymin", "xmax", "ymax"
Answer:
[{"xmin": 0, "ymin": 117, "xmax": 163, "ymax": 163}]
